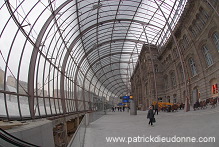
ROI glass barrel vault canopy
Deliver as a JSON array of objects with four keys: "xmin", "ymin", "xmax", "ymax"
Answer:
[{"xmin": 0, "ymin": 0, "xmax": 187, "ymax": 119}]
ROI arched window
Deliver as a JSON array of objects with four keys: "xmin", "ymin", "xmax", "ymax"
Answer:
[
  {"xmin": 213, "ymin": 32, "xmax": 219, "ymax": 51},
  {"xmin": 189, "ymin": 58, "xmax": 197, "ymax": 76},
  {"xmin": 202, "ymin": 45, "xmax": 214, "ymax": 66}
]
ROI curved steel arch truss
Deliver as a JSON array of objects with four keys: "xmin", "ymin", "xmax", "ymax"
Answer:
[{"xmin": 0, "ymin": 0, "xmax": 188, "ymax": 120}]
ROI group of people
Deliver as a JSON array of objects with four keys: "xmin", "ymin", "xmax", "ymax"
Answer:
[{"xmin": 111, "ymin": 106, "xmax": 130, "ymax": 112}]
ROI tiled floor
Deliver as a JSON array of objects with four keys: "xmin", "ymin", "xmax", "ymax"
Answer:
[{"xmin": 84, "ymin": 106, "xmax": 219, "ymax": 147}]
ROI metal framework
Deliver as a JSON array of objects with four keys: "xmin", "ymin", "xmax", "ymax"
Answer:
[{"xmin": 0, "ymin": 0, "xmax": 188, "ymax": 120}]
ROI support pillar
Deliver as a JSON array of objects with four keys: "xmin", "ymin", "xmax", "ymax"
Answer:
[{"xmin": 130, "ymin": 100, "xmax": 137, "ymax": 115}]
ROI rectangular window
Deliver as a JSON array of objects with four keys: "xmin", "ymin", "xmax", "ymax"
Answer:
[
  {"xmin": 195, "ymin": 22, "xmax": 202, "ymax": 32},
  {"xmin": 202, "ymin": 45, "xmax": 214, "ymax": 66},
  {"xmin": 183, "ymin": 35, "xmax": 189, "ymax": 47},
  {"xmin": 212, "ymin": 84, "xmax": 218, "ymax": 94},
  {"xmin": 190, "ymin": 27, "xmax": 197, "ymax": 37},
  {"xmin": 213, "ymin": 32, "xmax": 219, "ymax": 51},
  {"xmin": 189, "ymin": 58, "xmax": 197, "ymax": 76},
  {"xmin": 201, "ymin": 9, "xmax": 209, "ymax": 19},
  {"xmin": 198, "ymin": 15, "xmax": 206, "ymax": 26},
  {"xmin": 154, "ymin": 65, "xmax": 159, "ymax": 72}
]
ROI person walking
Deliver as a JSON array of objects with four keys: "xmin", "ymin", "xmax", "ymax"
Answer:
[
  {"xmin": 154, "ymin": 102, "xmax": 159, "ymax": 115},
  {"xmin": 127, "ymin": 106, "xmax": 130, "ymax": 112},
  {"xmin": 147, "ymin": 106, "xmax": 155, "ymax": 126},
  {"xmin": 111, "ymin": 106, "xmax": 115, "ymax": 112}
]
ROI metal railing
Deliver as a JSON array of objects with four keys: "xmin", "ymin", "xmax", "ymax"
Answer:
[
  {"xmin": 67, "ymin": 109, "xmax": 108, "ymax": 147},
  {"xmin": 67, "ymin": 115, "xmax": 86, "ymax": 147}
]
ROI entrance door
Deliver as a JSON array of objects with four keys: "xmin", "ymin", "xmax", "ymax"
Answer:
[{"xmin": 192, "ymin": 88, "xmax": 198, "ymax": 104}]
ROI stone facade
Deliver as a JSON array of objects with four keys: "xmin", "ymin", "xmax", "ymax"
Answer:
[
  {"xmin": 7, "ymin": 75, "xmax": 17, "ymax": 88},
  {"xmin": 34, "ymin": 89, "xmax": 48, "ymax": 97},
  {"xmin": 131, "ymin": 0, "xmax": 219, "ymax": 110},
  {"xmin": 7, "ymin": 75, "xmax": 28, "ymax": 95},
  {"xmin": 0, "ymin": 68, "xmax": 4, "ymax": 87},
  {"xmin": 130, "ymin": 44, "xmax": 164, "ymax": 110}
]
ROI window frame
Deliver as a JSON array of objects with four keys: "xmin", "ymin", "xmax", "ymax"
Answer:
[
  {"xmin": 213, "ymin": 32, "xmax": 219, "ymax": 51},
  {"xmin": 189, "ymin": 58, "xmax": 197, "ymax": 76},
  {"xmin": 202, "ymin": 45, "xmax": 214, "ymax": 66}
]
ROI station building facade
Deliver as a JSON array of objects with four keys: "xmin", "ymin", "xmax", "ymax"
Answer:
[{"xmin": 131, "ymin": 0, "xmax": 219, "ymax": 110}]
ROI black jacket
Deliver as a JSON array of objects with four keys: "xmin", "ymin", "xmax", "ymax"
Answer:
[
  {"xmin": 147, "ymin": 109, "xmax": 154, "ymax": 119},
  {"xmin": 155, "ymin": 104, "xmax": 158, "ymax": 109}
]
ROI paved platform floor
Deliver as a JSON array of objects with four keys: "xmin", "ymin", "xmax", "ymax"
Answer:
[{"xmin": 84, "ymin": 106, "xmax": 219, "ymax": 147}]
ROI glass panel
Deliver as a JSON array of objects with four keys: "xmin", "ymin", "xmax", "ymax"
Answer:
[{"xmin": 0, "ymin": 0, "xmax": 189, "ymax": 120}]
